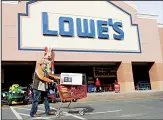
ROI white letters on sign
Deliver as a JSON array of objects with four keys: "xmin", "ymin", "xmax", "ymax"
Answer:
[{"xmin": 60, "ymin": 73, "xmax": 83, "ymax": 85}]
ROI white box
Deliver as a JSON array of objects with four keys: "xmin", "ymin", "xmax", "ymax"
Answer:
[{"xmin": 60, "ymin": 73, "xmax": 83, "ymax": 85}]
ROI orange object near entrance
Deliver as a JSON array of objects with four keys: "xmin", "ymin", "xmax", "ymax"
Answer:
[{"xmin": 114, "ymin": 84, "xmax": 120, "ymax": 93}]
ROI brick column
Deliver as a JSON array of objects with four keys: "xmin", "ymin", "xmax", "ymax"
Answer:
[
  {"xmin": 149, "ymin": 63, "xmax": 163, "ymax": 91},
  {"xmin": 117, "ymin": 62, "xmax": 135, "ymax": 92}
]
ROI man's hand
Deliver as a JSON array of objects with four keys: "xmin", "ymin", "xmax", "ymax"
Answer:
[
  {"xmin": 49, "ymin": 73, "xmax": 60, "ymax": 80},
  {"xmin": 48, "ymin": 79, "xmax": 53, "ymax": 83},
  {"xmin": 53, "ymin": 76, "xmax": 60, "ymax": 80}
]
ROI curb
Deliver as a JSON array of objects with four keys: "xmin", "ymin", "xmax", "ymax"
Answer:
[{"xmin": 78, "ymin": 91, "xmax": 163, "ymax": 102}]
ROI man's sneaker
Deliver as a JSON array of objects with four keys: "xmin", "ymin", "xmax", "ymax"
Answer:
[
  {"xmin": 46, "ymin": 111, "xmax": 55, "ymax": 116},
  {"xmin": 31, "ymin": 114, "xmax": 41, "ymax": 117}
]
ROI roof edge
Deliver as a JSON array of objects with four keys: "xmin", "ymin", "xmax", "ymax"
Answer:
[
  {"xmin": 137, "ymin": 13, "xmax": 158, "ymax": 21},
  {"xmin": 158, "ymin": 23, "xmax": 163, "ymax": 28},
  {"xmin": 2, "ymin": 1, "xmax": 19, "ymax": 4},
  {"xmin": 2, "ymin": 1, "xmax": 138, "ymax": 10},
  {"xmin": 123, "ymin": 1, "xmax": 138, "ymax": 11}
]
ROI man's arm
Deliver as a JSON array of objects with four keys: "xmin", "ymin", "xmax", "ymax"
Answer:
[
  {"xmin": 36, "ymin": 66, "xmax": 52, "ymax": 83},
  {"xmin": 49, "ymin": 73, "xmax": 60, "ymax": 80}
]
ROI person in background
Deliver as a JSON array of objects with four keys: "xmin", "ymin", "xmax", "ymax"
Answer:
[
  {"xmin": 95, "ymin": 78, "xmax": 101, "ymax": 92},
  {"xmin": 30, "ymin": 59, "xmax": 60, "ymax": 117},
  {"xmin": 114, "ymin": 80, "xmax": 118, "ymax": 84}
]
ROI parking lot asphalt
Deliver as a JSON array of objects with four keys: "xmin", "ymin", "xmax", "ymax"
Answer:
[{"xmin": 2, "ymin": 97, "xmax": 163, "ymax": 119}]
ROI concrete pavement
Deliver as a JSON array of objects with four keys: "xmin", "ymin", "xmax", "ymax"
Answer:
[{"xmin": 2, "ymin": 96, "xmax": 163, "ymax": 119}]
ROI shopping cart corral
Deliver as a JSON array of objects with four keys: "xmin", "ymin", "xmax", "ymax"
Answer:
[
  {"xmin": 55, "ymin": 73, "xmax": 87, "ymax": 117},
  {"xmin": 136, "ymin": 81, "xmax": 151, "ymax": 90}
]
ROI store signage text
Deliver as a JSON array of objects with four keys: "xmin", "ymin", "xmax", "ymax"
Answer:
[
  {"xmin": 93, "ymin": 67, "xmax": 117, "ymax": 78},
  {"xmin": 42, "ymin": 12, "xmax": 124, "ymax": 40}
]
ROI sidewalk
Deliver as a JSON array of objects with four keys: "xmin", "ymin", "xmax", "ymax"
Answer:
[{"xmin": 78, "ymin": 90, "xmax": 163, "ymax": 102}]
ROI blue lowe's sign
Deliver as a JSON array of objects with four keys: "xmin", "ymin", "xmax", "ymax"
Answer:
[{"xmin": 42, "ymin": 12, "xmax": 124, "ymax": 40}]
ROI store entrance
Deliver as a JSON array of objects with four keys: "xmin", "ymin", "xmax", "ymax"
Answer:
[
  {"xmin": 55, "ymin": 62, "xmax": 118, "ymax": 93},
  {"xmin": 132, "ymin": 62, "xmax": 151, "ymax": 90},
  {"xmin": 2, "ymin": 61, "xmax": 118, "ymax": 93},
  {"xmin": 1, "ymin": 61, "xmax": 35, "ymax": 90}
]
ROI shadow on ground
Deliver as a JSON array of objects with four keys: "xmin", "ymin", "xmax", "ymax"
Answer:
[{"xmin": 61, "ymin": 106, "xmax": 94, "ymax": 114}]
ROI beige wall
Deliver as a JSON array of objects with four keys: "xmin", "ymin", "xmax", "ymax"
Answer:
[
  {"xmin": 2, "ymin": 1, "xmax": 163, "ymax": 62},
  {"xmin": 149, "ymin": 63, "xmax": 163, "ymax": 91},
  {"xmin": 158, "ymin": 27, "xmax": 163, "ymax": 60}
]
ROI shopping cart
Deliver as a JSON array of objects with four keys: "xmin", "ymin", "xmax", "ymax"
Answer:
[{"xmin": 55, "ymin": 84, "xmax": 87, "ymax": 117}]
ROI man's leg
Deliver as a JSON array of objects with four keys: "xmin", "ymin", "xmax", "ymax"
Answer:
[
  {"xmin": 30, "ymin": 90, "xmax": 41, "ymax": 117},
  {"xmin": 42, "ymin": 91, "xmax": 54, "ymax": 115}
]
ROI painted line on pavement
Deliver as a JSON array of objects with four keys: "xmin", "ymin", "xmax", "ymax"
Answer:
[
  {"xmin": 13, "ymin": 107, "xmax": 44, "ymax": 112},
  {"xmin": 18, "ymin": 114, "xmax": 45, "ymax": 120},
  {"xmin": 18, "ymin": 112, "xmax": 65, "ymax": 120},
  {"xmin": 18, "ymin": 113, "xmax": 30, "ymax": 117},
  {"xmin": 40, "ymin": 115, "xmax": 66, "ymax": 120},
  {"xmin": 16, "ymin": 106, "xmax": 60, "ymax": 119},
  {"xmin": 85, "ymin": 110, "xmax": 122, "ymax": 115},
  {"xmin": 10, "ymin": 106, "xmax": 23, "ymax": 120},
  {"xmin": 40, "ymin": 105, "xmax": 86, "ymax": 120},
  {"xmin": 17, "ymin": 105, "xmax": 76, "ymax": 120},
  {"xmin": 119, "ymin": 114, "xmax": 142, "ymax": 117},
  {"xmin": 31, "ymin": 117, "xmax": 45, "ymax": 119},
  {"xmin": 12, "ymin": 105, "xmax": 46, "ymax": 119}
]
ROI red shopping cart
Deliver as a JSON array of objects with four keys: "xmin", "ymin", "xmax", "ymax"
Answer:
[{"xmin": 55, "ymin": 84, "xmax": 87, "ymax": 117}]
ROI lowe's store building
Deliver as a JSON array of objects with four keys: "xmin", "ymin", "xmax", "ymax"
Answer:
[{"xmin": 2, "ymin": 1, "xmax": 163, "ymax": 92}]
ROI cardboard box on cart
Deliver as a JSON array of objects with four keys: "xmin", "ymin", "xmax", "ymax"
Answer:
[{"xmin": 60, "ymin": 73, "xmax": 83, "ymax": 85}]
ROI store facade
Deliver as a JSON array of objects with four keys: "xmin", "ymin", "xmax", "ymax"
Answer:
[{"xmin": 2, "ymin": 1, "xmax": 163, "ymax": 92}]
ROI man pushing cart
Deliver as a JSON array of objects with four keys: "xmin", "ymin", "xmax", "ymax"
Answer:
[{"xmin": 30, "ymin": 47, "xmax": 87, "ymax": 117}]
